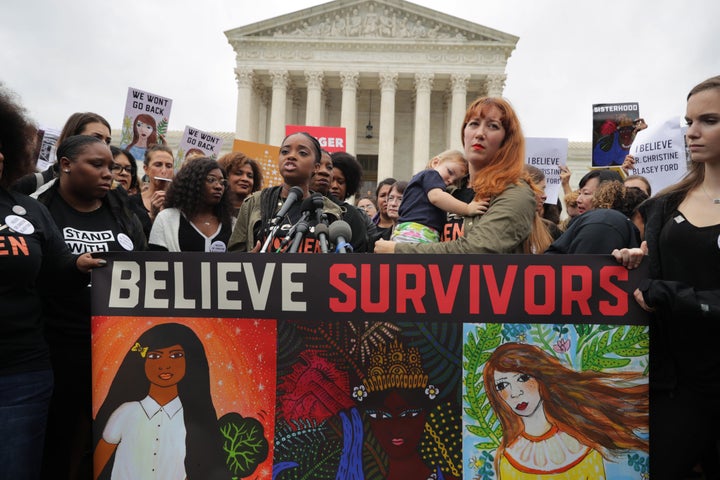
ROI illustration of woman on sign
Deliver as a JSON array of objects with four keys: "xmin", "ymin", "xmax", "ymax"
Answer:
[
  {"xmin": 483, "ymin": 342, "xmax": 648, "ymax": 479},
  {"xmin": 126, "ymin": 113, "xmax": 160, "ymax": 162},
  {"xmin": 93, "ymin": 323, "xmax": 226, "ymax": 480},
  {"xmin": 348, "ymin": 339, "xmax": 461, "ymax": 480}
]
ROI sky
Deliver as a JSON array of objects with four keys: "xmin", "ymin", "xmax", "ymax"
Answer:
[{"xmin": 2, "ymin": 0, "xmax": 718, "ymax": 142}]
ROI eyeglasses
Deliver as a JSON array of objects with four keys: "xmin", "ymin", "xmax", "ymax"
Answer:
[
  {"xmin": 206, "ymin": 176, "xmax": 228, "ymax": 188},
  {"xmin": 111, "ymin": 164, "xmax": 133, "ymax": 174}
]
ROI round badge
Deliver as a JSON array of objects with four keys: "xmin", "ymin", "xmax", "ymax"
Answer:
[
  {"xmin": 717, "ymin": 234, "xmax": 720, "ymax": 250},
  {"xmin": 5, "ymin": 215, "xmax": 34, "ymax": 235},
  {"xmin": 12, "ymin": 205, "xmax": 27, "ymax": 216},
  {"xmin": 209, "ymin": 241, "xmax": 227, "ymax": 253},
  {"xmin": 117, "ymin": 233, "xmax": 134, "ymax": 251}
]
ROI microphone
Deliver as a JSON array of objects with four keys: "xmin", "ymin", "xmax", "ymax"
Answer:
[
  {"xmin": 311, "ymin": 193, "xmax": 329, "ymax": 253},
  {"xmin": 271, "ymin": 186, "xmax": 303, "ymax": 224},
  {"xmin": 314, "ymin": 223, "xmax": 330, "ymax": 253},
  {"xmin": 329, "ymin": 220, "xmax": 353, "ymax": 253},
  {"xmin": 260, "ymin": 186, "xmax": 304, "ymax": 252},
  {"xmin": 288, "ymin": 219, "xmax": 310, "ymax": 253}
]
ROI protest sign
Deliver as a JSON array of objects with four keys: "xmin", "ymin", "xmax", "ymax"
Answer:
[
  {"xmin": 35, "ymin": 126, "xmax": 61, "ymax": 172},
  {"xmin": 629, "ymin": 117, "xmax": 687, "ymax": 194},
  {"xmin": 176, "ymin": 126, "xmax": 224, "ymax": 168},
  {"xmin": 285, "ymin": 125, "xmax": 347, "ymax": 153},
  {"xmin": 592, "ymin": 102, "xmax": 640, "ymax": 167},
  {"xmin": 525, "ymin": 137, "xmax": 568, "ymax": 205},
  {"xmin": 232, "ymin": 139, "xmax": 281, "ymax": 187},
  {"xmin": 119, "ymin": 87, "xmax": 172, "ymax": 163}
]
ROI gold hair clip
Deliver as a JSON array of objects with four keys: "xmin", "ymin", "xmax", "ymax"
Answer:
[{"xmin": 131, "ymin": 342, "xmax": 148, "ymax": 358}]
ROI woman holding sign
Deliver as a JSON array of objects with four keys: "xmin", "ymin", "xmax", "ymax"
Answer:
[
  {"xmin": 632, "ymin": 75, "xmax": 720, "ymax": 478},
  {"xmin": 375, "ymin": 97, "xmax": 538, "ymax": 254}
]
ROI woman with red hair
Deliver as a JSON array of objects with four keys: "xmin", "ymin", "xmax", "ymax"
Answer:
[
  {"xmin": 375, "ymin": 97, "xmax": 537, "ymax": 253},
  {"xmin": 483, "ymin": 342, "xmax": 648, "ymax": 478}
]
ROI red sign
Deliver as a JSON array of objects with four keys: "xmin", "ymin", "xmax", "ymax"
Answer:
[{"xmin": 285, "ymin": 125, "xmax": 347, "ymax": 153}]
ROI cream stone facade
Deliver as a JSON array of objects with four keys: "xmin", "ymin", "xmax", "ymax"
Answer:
[
  {"xmin": 224, "ymin": 0, "xmax": 518, "ymax": 185},
  {"xmin": 113, "ymin": 2, "xmax": 595, "ymax": 195}
]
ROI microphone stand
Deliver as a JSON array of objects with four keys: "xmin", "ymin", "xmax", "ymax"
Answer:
[
  {"xmin": 315, "ymin": 207, "xmax": 329, "ymax": 253},
  {"xmin": 260, "ymin": 220, "xmax": 280, "ymax": 253},
  {"xmin": 276, "ymin": 211, "xmax": 311, "ymax": 253},
  {"xmin": 288, "ymin": 218, "xmax": 311, "ymax": 253}
]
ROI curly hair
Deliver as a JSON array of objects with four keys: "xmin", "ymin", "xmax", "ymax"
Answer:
[
  {"xmin": 164, "ymin": 157, "xmax": 233, "ymax": 226},
  {"xmin": 483, "ymin": 342, "xmax": 648, "ymax": 471},
  {"xmin": 591, "ymin": 180, "xmax": 649, "ymax": 217},
  {"xmin": 330, "ymin": 151, "xmax": 363, "ymax": 198},
  {"xmin": 217, "ymin": 151, "xmax": 263, "ymax": 193},
  {"xmin": 0, "ymin": 85, "xmax": 38, "ymax": 187}
]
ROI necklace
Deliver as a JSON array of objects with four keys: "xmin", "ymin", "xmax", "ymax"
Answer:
[{"xmin": 701, "ymin": 184, "xmax": 720, "ymax": 204}]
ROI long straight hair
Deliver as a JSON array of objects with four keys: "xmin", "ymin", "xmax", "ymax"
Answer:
[{"xmin": 655, "ymin": 75, "xmax": 720, "ymax": 200}]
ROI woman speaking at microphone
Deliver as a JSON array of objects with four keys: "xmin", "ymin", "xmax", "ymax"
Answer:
[{"xmin": 228, "ymin": 132, "xmax": 367, "ymax": 252}]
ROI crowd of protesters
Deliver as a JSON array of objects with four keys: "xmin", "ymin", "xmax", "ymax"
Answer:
[{"xmin": 1, "ymin": 75, "xmax": 719, "ymax": 479}]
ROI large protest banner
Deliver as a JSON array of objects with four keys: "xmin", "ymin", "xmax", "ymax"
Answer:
[
  {"xmin": 592, "ymin": 102, "xmax": 640, "ymax": 167},
  {"xmin": 91, "ymin": 252, "xmax": 649, "ymax": 480}
]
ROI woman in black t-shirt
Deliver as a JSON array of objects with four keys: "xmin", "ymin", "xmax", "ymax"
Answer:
[
  {"xmin": 0, "ymin": 88, "xmax": 103, "ymax": 480},
  {"xmin": 35, "ymin": 135, "xmax": 146, "ymax": 478}
]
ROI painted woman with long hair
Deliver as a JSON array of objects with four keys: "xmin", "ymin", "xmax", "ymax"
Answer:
[
  {"xmin": 93, "ymin": 323, "xmax": 226, "ymax": 480},
  {"xmin": 126, "ymin": 113, "xmax": 159, "ymax": 162},
  {"xmin": 483, "ymin": 342, "xmax": 648, "ymax": 478}
]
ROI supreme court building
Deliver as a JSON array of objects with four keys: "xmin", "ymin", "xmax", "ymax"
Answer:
[{"xmin": 224, "ymin": 0, "xmax": 518, "ymax": 186}]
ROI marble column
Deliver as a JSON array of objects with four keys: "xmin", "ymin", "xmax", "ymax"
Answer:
[
  {"xmin": 377, "ymin": 72, "xmax": 398, "ymax": 182},
  {"xmin": 485, "ymin": 74, "xmax": 506, "ymax": 98},
  {"xmin": 340, "ymin": 71, "xmax": 359, "ymax": 155},
  {"xmin": 305, "ymin": 70, "xmax": 324, "ymax": 126},
  {"xmin": 413, "ymin": 72, "xmax": 434, "ymax": 173},
  {"xmin": 234, "ymin": 67, "xmax": 254, "ymax": 141},
  {"xmin": 250, "ymin": 79, "xmax": 265, "ymax": 143},
  {"xmin": 449, "ymin": 73, "xmax": 470, "ymax": 151},
  {"xmin": 269, "ymin": 69, "xmax": 289, "ymax": 145}
]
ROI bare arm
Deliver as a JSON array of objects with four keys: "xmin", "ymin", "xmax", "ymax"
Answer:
[
  {"xmin": 93, "ymin": 439, "xmax": 117, "ymax": 480},
  {"xmin": 427, "ymin": 188, "xmax": 487, "ymax": 216}
]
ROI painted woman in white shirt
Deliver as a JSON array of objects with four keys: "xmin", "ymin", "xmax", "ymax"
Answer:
[{"xmin": 93, "ymin": 323, "xmax": 225, "ymax": 480}]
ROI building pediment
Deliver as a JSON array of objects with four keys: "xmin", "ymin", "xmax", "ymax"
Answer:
[{"xmin": 225, "ymin": 0, "xmax": 517, "ymax": 45}]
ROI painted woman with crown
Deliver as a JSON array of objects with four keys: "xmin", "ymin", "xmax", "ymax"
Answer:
[{"xmin": 348, "ymin": 339, "xmax": 461, "ymax": 480}]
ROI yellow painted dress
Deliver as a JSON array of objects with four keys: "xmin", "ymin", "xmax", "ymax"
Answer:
[{"xmin": 498, "ymin": 425, "xmax": 605, "ymax": 479}]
